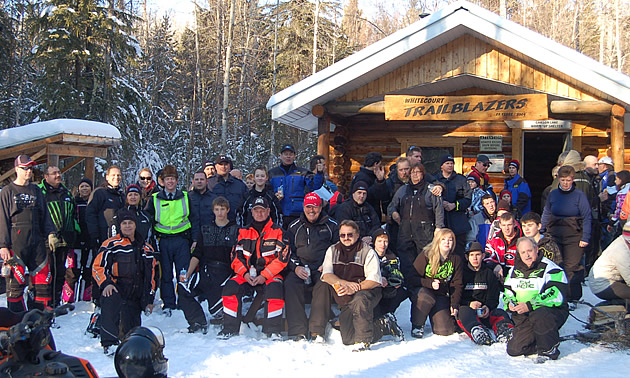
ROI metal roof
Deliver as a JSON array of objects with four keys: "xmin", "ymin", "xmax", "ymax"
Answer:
[{"xmin": 266, "ymin": 0, "xmax": 630, "ymax": 133}]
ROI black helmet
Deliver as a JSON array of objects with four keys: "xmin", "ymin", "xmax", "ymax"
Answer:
[{"xmin": 114, "ymin": 326, "xmax": 168, "ymax": 378}]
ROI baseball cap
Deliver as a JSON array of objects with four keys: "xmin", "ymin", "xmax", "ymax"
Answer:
[
  {"xmin": 281, "ymin": 144, "xmax": 295, "ymax": 153},
  {"xmin": 216, "ymin": 155, "xmax": 232, "ymax": 164},
  {"xmin": 352, "ymin": 181, "xmax": 368, "ymax": 193},
  {"xmin": 303, "ymin": 192, "xmax": 322, "ymax": 207},
  {"xmin": 252, "ymin": 196, "xmax": 270, "ymax": 209},
  {"xmin": 203, "ymin": 160, "xmax": 215, "ymax": 168},
  {"xmin": 598, "ymin": 156, "xmax": 613, "ymax": 166},
  {"xmin": 14, "ymin": 154, "xmax": 36, "ymax": 168},
  {"xmin": 477, "ymin": 155, "xmax": 492, "ymax": 164},
  {"xmin": 126, "ymin": 184, "xmax": 141, "ymax": 195}
]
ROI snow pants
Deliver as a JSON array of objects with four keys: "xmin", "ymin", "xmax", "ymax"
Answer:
[
  {"xmin": 100, "ymin": 289, "xmax": 142, "ymax": 347},
  {"xmin": 457, "ymin": 306, "xmax": 513, "ymax": 339},
  {"xmin": 222, "ymin": 275, "xmax": 284, "ymax": 334},
  {"xmin": 6, "ymin": 226, "xmax": 51, "ymax": 312},
  {"xmin": 158, "ymin": 235, "xmax": 191, "ymax": 309},
  {"xmin": 412, "ymin": 287, "xmax": 455, "ymax": 335},
  {"xmin": 49, "ymin": 245, "xmax": 70, "ymax": 307},
  {"xmin": 284, "ymin": 270, "xmax": 320, "ymax": 337},
  {"xmin": 64, "ymin": 247, "xmax": 95, "ymax": 302},
  {"xmin": 309, "ymin": 279, "xmax": 381, "ymax": 345},
  {"xmin": 594, "ymin": 281, "xmax": 630, "ymax": 301},
  {"xmin": 373, "ymin": 286, "xmax": 408, "ymax": 319},
  {"xmin": 178, "ymin": 261, "xmax": 232, "ymax": 327},
  {"xmin": 548, "ymin": 217, "xmax": 585, "ymax": 301},
  {"xmin": 507, "ymin": 306, "xmax": 568, "ymax": 357}
]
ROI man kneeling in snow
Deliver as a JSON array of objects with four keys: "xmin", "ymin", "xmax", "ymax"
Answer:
[
  {"xmin": 457, "ymin": 242, "xmax": 513, "ymax": 345},
  {"xmin": 504, "ymin": 236, "xmax": 568, "ymax": 362},
  {"xmin": 218, "ymin": 196, "xmax": 289, "ymax": 340},
  {"xmin": 309, "ymin": 220, "xmax": 382, "ymax": 351}
]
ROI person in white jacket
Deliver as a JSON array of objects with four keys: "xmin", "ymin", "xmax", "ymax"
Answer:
[{"xmin": 588, "ymin": 222, "xmax": 630, "ymax": 303}]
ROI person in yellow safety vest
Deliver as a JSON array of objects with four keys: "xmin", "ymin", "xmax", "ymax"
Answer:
[{"xmin": 144, "ymin": 165, "xmax": 197, "ymax": 317}]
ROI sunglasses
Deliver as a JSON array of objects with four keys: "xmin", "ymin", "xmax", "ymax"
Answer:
[
  {"xmin": 139, "ymin": 176, "xmax": 152, "ymax": 180},
  {"xmin": 483, "ymin": 163, "xmax": 490, "ymax": 167},
  {"xmin": 340, "ymin": 233, "xmax": 354, "ymax": 239},
  {"xmin": 19, "ymin": 166, "xmax": 33, "ymax": 171}
]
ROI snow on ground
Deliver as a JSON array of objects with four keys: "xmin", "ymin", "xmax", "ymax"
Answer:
[{"xmin": 2, "ymin": 286, "xmax": 629, "ymax": 377}]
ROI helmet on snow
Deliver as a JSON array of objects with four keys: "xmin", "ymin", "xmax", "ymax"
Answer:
[{"xmin": 114, "ymin": 326, "xmax": 168, "ymax": 378}]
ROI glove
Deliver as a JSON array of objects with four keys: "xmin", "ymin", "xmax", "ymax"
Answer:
[{"xmin": 48, "ymin": 233, "xmax": 60, "ymax": 252}]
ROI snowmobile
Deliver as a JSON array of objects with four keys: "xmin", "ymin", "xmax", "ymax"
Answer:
[{"xmin": 0, "ymin": 304, "xmax": 99, "ymax": 377}]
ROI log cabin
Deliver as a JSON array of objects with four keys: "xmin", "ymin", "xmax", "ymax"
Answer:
[{"xmin": 266, "ymin": 1, "xmax": 630, "ymax": 213}]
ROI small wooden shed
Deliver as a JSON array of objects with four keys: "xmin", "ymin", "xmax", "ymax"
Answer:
[
  {"xmin": 267, "ymin": 1, "xmax": 630, "ymax": 212},
  {"xmin": 0, "ymin": 119, "xmax": 121, "ymax": 185}
]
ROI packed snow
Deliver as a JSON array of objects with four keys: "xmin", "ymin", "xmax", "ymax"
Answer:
[
  {"xmin": 0, "ymin": 119, "xmax": 121, "ymax": 150},
  {"xmin": 2, "ymin": 285, "xmax": 629, "ymax": 377}
]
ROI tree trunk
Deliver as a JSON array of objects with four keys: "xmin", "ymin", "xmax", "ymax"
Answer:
[
  {"xmin": 221, "ymin": 0, "xmax": 236, "ymax": 151},
  {"xmin": 312, "ymin": 0, "xmax": 320, "ymax": 75},
  {"xmin": 614, "ymin": 0, "xmax": 622, "ymax": 70}
]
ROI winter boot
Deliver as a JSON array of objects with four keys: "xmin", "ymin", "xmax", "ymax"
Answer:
[
  {"xmin": 411, "ymin": 325, "xmax": 424, "ymax": 339},
  {"xmin": 188, "ymin": 323, "xmax": 209, "ymax": 334},
  {"xmin": 495, "ymin": 321, "xmax": 514, "ymax": 343},
  {"xmin": 217, "ymin": 328, "xmax": 238, "ymax": 340},
  {"xmin": 351, "ymin": 342, "xmax": 371, "ymax": 352},
  {"xmin": 535, "ymin": 343, "xmax": 560, "ymax": 363},
  {"xmin": 470, "ymin": 325, "xmax": 493, "ymax": 346},
  {"xmin": 379, "ymin": 313, "xmax": 404, "ymax": 341}
]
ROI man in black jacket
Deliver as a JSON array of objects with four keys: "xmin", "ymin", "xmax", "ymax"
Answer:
[
  {"xmin": 207, "ymin": 155, "xmax": 247, "ymax": 223},
  {"xmin": 435, "ymin": 154, "xmax": 472, "ymax": 256},
  {"xmin": 86, "ymin": 166, "xmax": 125, "ymax": 249},
  {"xmin": 284, "ymin": 193, "xmax": 339, "ymax": 340},
  {"xmin": 350, "ymin": 152, "xmax": 389, "ymax": 221},
  {"xmin": 331, "ymin": 181, "xmax": 380, "ymax": 242},
  {"xmin": 39, "ymin": 166, "xmax": 78, "ymax": 307},
  {"xmin": 0, "ymin": 155, "xmax": 55, "ymax": 311}
]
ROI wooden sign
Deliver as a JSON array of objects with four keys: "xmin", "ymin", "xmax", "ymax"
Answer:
[
  {"xmin": 479, "ymin": 135, "xmax": 503, "ymax": 152},
  {"xmin": 384, "ymin": 94, "xmax": 548, "ymax": 121}
]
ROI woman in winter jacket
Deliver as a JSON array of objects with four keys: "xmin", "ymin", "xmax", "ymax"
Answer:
[
  {"xmin": 387, "ymin": 162, "xmax": 444, "ymax": 266},
  {"xmin": 541, "ymin": 165, "xmax": 591, "ymax": 304},
  {"xmin": 609, "ymin": 170, "xmax": 630, "ymax": 235},
  {"xmin": 409, "ymin": 228, "xmax": 463, "ymax": 338}
]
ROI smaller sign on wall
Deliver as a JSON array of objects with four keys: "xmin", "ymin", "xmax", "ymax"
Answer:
[
  {"xmin": 480, "ymin": 135, "xmax": 503, "ymax": 152},
  {"xmin": 505, "ymin": 120, "xmax": 572, "ymax": 130},
  {"xmin": 485, "ymin": 154, "xmax": 505, "ymax": 173}
]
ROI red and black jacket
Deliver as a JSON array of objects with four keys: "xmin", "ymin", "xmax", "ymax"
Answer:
[{"xmin": 231, "ymin": 218, "xmax": 289, "ymax": 280}]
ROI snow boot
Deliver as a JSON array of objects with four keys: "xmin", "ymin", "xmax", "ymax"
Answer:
[
  {"xmin": 377, "ymin": 313, "xmax": 404, "ymax": 341},
  {"xmin": 268, "ymin": 332, "xmax": 283, "ymax": 341},
  {"xmin": 188, "ymin": 323, "xmax": 209, "ymax": 334},
  {"xmin": 86, "ymin": 312, "xmax": 101, "ymax": 338},
  {"xmin": 351, "ymin": 342, "xmax": 371, "ymax": 352},
  {"xmin": 535, "ymin": 343, "xmax": 560, "ymax": 363},
  {"xmin": 470, "ymin": 325, "xmax": 493, "ymax": 346},
  {"xmin": 411, "ymin": 325, "xmax": 424, "ymax": 339},
  {"xmin": 218, "ymin": 329, "xmax": 237, "ymax": 340},
  {"xmin": 495, "ymin": 321, "xmax": 514, "ymax": 343}
]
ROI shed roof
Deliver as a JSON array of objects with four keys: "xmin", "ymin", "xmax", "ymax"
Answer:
[{"xmin": 266, "ymin": 0, "xmax": 630, "ymax": 133}]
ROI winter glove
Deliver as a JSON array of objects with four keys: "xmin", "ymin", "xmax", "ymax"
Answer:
[{"xmin": 48, "ymin": 233, "xmax": 60, "ymax": 252}]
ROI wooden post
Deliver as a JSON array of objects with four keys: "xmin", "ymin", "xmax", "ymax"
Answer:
[
  {"xmin": 317, "ymin": 117, "xmax": 330, "ymax": 173},
  {"xmin": 47, "ymin": 153, "xmax": 59, "ymax": 168},
  {"xmin": 611, "ymin": 115, "xmax": 624, "ymax": 171},
  {"xmin": 84, "ymin": 157, "xmax": 95, "ymax": 183},
  {"xmin": 572, "ymin": 123, "xmax": 583, "ymax": 152},
  {"xmin": 512, "ymin": 127, "xmax": 523, "ymax": 169}
]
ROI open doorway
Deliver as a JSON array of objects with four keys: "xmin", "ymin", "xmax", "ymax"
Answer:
[{"xmin": 523, "ymin": 132, "xmax": 569, "ymax": 213}]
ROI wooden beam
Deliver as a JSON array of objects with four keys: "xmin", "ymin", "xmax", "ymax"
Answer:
[
  {"xmin": 47, "ymin": 143, "xmax": 108, "ymax": 158},
  {"xmin": 312, "ymin": 105, "xmax": 325, "ymax": 118},
  {"xmin": 60, "ymin": 157, "xmax": 85, "ymax": 174},
  {"xmin": 0, "ymin": 135, "xmax": 63, "ymax": 160},
  {"xmin": 84, "ymin": 157, "xmax": 95, "ymax": 183},
  {"xmin": 324, "ymin": 101, "xmax": 385, "ymax": 114},
  {"xmin": 611, "ymin": 115, "xmax": 624, "ymax": 171},
  {"xmin": 61, "ymin": 134, "xmax": 120, "ymax": 146},
  {"xmin": 550, "ymin": 100, "xmax": 626, "ymax": 117}
]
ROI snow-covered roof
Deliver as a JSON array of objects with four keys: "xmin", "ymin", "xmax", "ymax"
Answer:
[
  {"xmin": 266, "ymin": 0, "xmax": 630, "ymax": 133},
  {"xmin": 0, "ymin": 119, "xmax": 121, "ymax": 150}
]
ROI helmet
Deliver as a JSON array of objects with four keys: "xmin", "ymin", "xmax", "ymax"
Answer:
[{"xmin": 114, "ymin": 326, "xmax": 168, "ymax": 378}]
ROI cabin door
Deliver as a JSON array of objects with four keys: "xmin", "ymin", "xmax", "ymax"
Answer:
[{"xmin": 523, "ymin": 132, "xmax": 570, "ymax": 213}]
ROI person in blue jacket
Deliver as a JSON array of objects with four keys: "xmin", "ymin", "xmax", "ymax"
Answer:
[
  {"xmin": 269, "ymin": 144, "xmax": 323, "ymax": 227},
  {"xmin": 504, "ymin": 160, "xmax": 531, "ymax": 216}
]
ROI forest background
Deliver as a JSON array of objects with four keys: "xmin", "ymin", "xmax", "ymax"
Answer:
[{"xmin": 1, "ymin": 0, "xmax": 629, "ymax": 185}]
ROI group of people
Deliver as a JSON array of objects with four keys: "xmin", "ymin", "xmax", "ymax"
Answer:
[{"xmin": 1, "ymin": 144, "xmax": 629, "ymax": 361}]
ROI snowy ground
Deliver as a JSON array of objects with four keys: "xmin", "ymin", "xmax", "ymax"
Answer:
[{"xmin": 2, "ymin": 286, "xmax": 629, "ymax": 377}]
